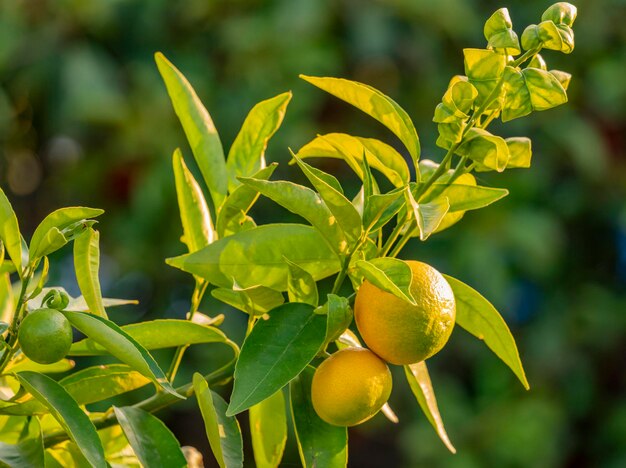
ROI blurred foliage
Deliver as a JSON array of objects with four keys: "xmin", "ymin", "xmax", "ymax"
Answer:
[{"xmin": 0, "ymin": 0, "xmax": 624, "ymax": 466}]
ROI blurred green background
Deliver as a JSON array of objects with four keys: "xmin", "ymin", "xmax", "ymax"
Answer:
[{"xmin": 1, "ymin": 0, "xmax": 625, "ymax": 466}]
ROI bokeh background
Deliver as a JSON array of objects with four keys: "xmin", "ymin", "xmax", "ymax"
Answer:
[{"xmin": 1, "ymin": 0, "xmax": 625, "ymax": 466}]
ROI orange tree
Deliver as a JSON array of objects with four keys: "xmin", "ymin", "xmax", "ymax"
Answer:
[{"xmin": 0, "ymin": 3, "xmax": 577, "ymax": 466}]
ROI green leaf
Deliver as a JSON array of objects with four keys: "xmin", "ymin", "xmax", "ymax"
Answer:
[
  {"xmin": 237, "ymin": 177, "xmax": 346, "ymax": 255},
  {"xmin": 69, "ymin": 319, "xmax": 233, "ymax": 355},
  {"xmin": 27, "ymin": 287, "xmax": 137, "ymax": 314},
  {"xmin": 285, "ymin": 257, "xmax": 319, "ymax": 307},
  {"xmin": 212, "ymin": 285, "xmax": 284, "ymax": 316},
  {"xmin": 522, "ymin": 68, "xmax": 568, "ymax": 111},
  {"xmin": 73, "ymin": 228, "xmax": 107, "ymax": 318},
  {"xmin": 300, "ymin": 75, "xmax": 420, "ymax": 169},
  {"xmin": 1, "ymin": 272, "xmax": 14, "ymax": 326},
  {"xmin": 542, "ymin": 2, "xmax": 577, "ymax": 26},
  {"xmin": 155, "ymin": 52, "xmax": 228, "ymax": 209},
  {"xmin": 549, "ymin": 70, "xmax": 572, "ymax": 91},
  {"xmin": 290, "ymin": 366, "xmax": 348, "ymax": 468},
  {"xmin": 320, "ymin": 294, "xmax": 353, "ymax": 345},
  {"xmin": 167, "ymin": 224, "xmax": 341, "ymax": 291},
  {"xmin": 6, "ymin": 357, "xmax": 75, "ymax": 374},
  {"xmin": 296, "ymin": 133, "xmax": 410, "ymax": 188},
  {"xmin": 193, "ymin": 373, "xmax": 244, "ymax": 468},
  {"xmin": 60, "ymin": 311, "xmax": 183, "ymax": 398},
  {"xmin": 433, "ymin": 76, "xmax": 478, "ymax": 123},
  {"xmin": 15, "ymin": 372, "xmax": 106, "ymax": 468},
  {"xmin": 2, "ymin": 365, "xmax": 150, "ymax": 415},
  {"xmin": 114, "ymin": 406, "xmax": 186, "ymax": 468},
  {"xmin": 0, "ymin": 188, "xmax": 23, "ymax": 276},
  {"xmin": 293, "ymin": 155, "xmax": 362, "ymax": 246},
  {"xmin": 173, "ymin": 149, "xmax": 214, "ymax": 252},
  {"xmin": 406, "ymin": 188, "xmax": 450, "ymax": 240},
  {"xmin": 422, "ymin": 183, "xmax": 509, "ymax": 213},
  {"xmin": 226, "ymin": 92, "xmax": 292, "ymax": 192},
  {"xmin": 483, "ymin": 8, "xmax": 520, "ymax": 54},
  {"xmin": 216, "ymin": 164, "xmax": 277, "ymax": 238},
  {"xmin": 355, "ymin": 258, "xmax": 416, "ymax": 305},
  {"xmin": 456, "ymin": 128, "xmax": 510, "ymax": 172},
  {"xmin": 505, "ymin": 137, "xmax": 532, "ymax": 168},
  {"xmin": 405, "ymin": 362, "xmax": 456, "ymax": 454},
  {"xmin": 463, "ymin": 48, "xmax": 506, "ymax": 108},
  {"xmin": 227, "ymin": 303, "xmax": 326, "ymax": 415},
  {"xmin": 249, "ymin": 391, "xmax": 287, "ymax": 468},
  {"xmin": 443, "ymin": 274, "xmax": 529, "ymax": 390},
  {"xmin": 502, "ymin": 66, "xmax": 533, "ymax": 122},
  {"xmin": 0, "ymin": 417, "xmax": 44, "ymax": 468},
  {"xmin": 29, "ymin": 207, "xmax": 104, "ymax": 261}
]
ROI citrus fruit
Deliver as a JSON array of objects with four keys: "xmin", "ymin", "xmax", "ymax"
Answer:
[
  {"xmin": 18, "ymin": 308, "xmax": 73, "ymax": 364},
  {"xmin": 355, "ymin": 260, "xmax": 456, "ymax": 365},
  {"xmin": 311, "ymin": 347, "xmax": 392, "ymax": 426}
]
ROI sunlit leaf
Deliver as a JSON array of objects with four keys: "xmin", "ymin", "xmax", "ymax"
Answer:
[
  {"xmin": 300, "ymin": 75, "xmax": 420, "ymax": 169},
  {"xmin": 173, "ymin": 148, "xmax": 214, "ymax": 252},
  {"xmin": 0, "ymin": 188, "xmax": 23, "ymax": 276},
  {"xmin": 155, "ymin": 52, "xmax": 228, "ymax": 209},
  {"xmin": 73, "ymin": 228, "xmax": 107, "ymax": 318},
  {"xmin": 226, "ymin": 92, "xmax": 292, "ymax": 192},
  {"xmin": 443, "ymin": 274, "xmax": 529, "ymax": 389},
  {"xmin": 0, "ymin": 416, "xmax": 43, "ymax": 468},
  {"xmin": 285, "ymin": 257, "xmax": 319, "ymax": 307},
  {"xmin": 212, "ymin": 284, "xmax": 284, "ymax": 316},
  {"xmin": 167, "ymin": 224, "xmax": 341, "ymax": 291},
  {"xmin": 355, "ymin": 258, "xmax": 416, "ymax": 305},
  {"xmin": 405, "ymin": 362, "xmax": 456, "ymax": 453}
]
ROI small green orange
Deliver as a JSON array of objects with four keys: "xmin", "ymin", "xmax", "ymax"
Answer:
[
  {"xmin": 355, "ymin": 260, "xmax": 456, "ymax": 365},
  {"xmin": 311, "ymin": 347, "xmax": 392, "ymax": 427},
  {"xmin": 18, "ymin": 308, "xmax": 73, "ymax": 364}
]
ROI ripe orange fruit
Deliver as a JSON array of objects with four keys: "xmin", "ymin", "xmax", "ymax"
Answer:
[
  {"xmin": 311, "ymin": 347, "xmax": 392, "ymax": 427},
  {"xmin": 18, "ymin": 308, "xmax": 73, "ymax": 364},
  {"xmin": 355, "ymin": 260, "xmax": 456, "ymax": 365}
]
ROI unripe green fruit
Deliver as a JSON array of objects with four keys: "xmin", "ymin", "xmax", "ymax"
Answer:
[{"xmin": 18, "ymin": 308, "xmax": 73, "ymax": 364}]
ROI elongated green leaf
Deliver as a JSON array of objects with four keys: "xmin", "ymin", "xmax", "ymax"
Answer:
[
  {"xmin": 293, "ymin": 156, "xmax": 362, "ymax": 246},
  {"xmin": 285, "ymin": 257, "xmax": 318, "ymax": 307},
  {"xmin": 60, "ymin": 311, "xmax": 182, "ymax": 398},
  {"xmin": 405, "ymin": 362, "xmax": 456, "ymax": 453},
  {"xmin": 216, "ymin": 164, "xmax": 277, "ymax": 239},
  {"xmin": 2, "ymin": 365, "xmax": 150, "ymax": 415},
  {"xmin": 296, "ymin": 133, "xmax": 410, "ymax": 187},
  {"xmin": 0, "ymin": 416, "xmax": 44, "ymax": 468},
  {"xmin": 249, "ymin": 390, "xmax": 287, "ymax": 468},
  {"xmin": 443, "ymin": 275, "xmax": 529, "ymax": 389},
  {"xmin": 70, "ymin": 319, "xmax": 232, "ymax": 355},
  {"xmin": 300, "ymin": 76, "xmax": 420, "ymax": 168},
  {"xmin": 114, "ymin": 406, "xmax": 186, "ymax": 468},
  {"xmin": 212, "ymin": 285, "xmax": 284, "ymax": 316},
  {"xmin": 226, "ymin": 92, "xmax": 292, "ymax": 192},
  {"xmin": 423, "ymin": 183, "xmax": 509, "ymax": 213},
  {"xmin": 364, "ymin": 188, "xmax": 405, "ymax": 233},
  {"xmin": 355, "ymin": 258, "xmax": 416, "ymax": 305},
  {"xmin": 155, "ymin": 52, "xmax": 228, "ymax": 209},
  {"xmin": 27, "ymin": 287, "xmax": 137, "ymax": 313},
  {"xmin": 73, "ymin": 228, "xmax": 107, "ymax": 318},
  {"xmin": 238, "ymin": 177, "xmax": 347, "ymax": 255},
  {"xmin": 15, "ymin": 372, "xmax": 106, "ymax": 468},
  {"xmin": 29, "ymin": 207, "xmax": 104, "ymax": 260},
  {"xmin": 228, "ymin": 303, "xmax": 326, "ymax": 415},
  {"xmin": 193, "ymin": 374, "xmax": 244, "ymax": 468},
  {"xmin": 173, "ymin": 149, "xmax": 214, "ymax": 252},
  {"xmin": 167, "ymin": 224, "xmax": 340, "ymax": 291},
  {"xmin": 290, "ymin": 366, "xmax": 347, "ymax": 468},
  {"xmin": 0, "ymin": 189, "xmax": 23, "ymax": 276}
]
